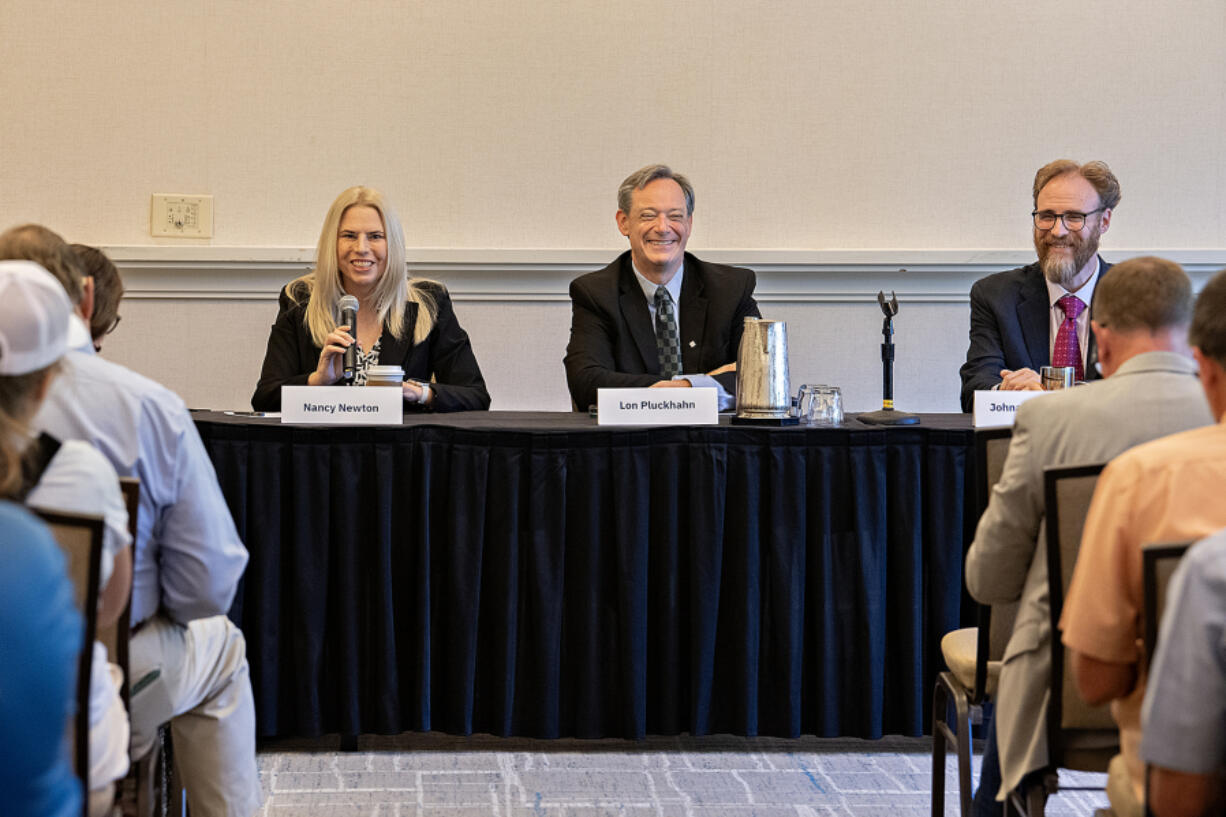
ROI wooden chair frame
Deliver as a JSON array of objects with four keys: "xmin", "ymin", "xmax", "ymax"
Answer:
[{"xmin": 34, "ymin": 507, "xmax": 105, "ymax": 817}]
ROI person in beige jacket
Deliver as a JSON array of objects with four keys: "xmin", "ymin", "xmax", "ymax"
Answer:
[{"xmin": 963, "ymin": 256, "xmax": 1212, "ymax": 815}]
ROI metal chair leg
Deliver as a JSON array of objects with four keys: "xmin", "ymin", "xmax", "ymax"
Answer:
[
  {"xmin": 933, "ymin": 680, "xmax": 948, "ymax": 816},
  {"xmin": 954, "ymin": 691, "xmax": 973, "ymax": 817},
  {"xmin": 932, "ymin": 672, "xmax": 974, "ymax": 817}
]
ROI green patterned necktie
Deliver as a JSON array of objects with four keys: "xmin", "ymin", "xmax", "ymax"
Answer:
[{"xmin": 654, "ymin": 286, "xmax": 682, "ymax": 378}]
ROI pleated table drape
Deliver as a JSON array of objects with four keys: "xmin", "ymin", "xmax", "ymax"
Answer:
[{"xmin": 195, "ymin": 411, "xmax": 977, "ymax": 741}]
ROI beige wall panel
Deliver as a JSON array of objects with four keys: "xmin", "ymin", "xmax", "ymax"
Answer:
[{"xmin": 2, "ymin": 1, "xmax": 1223, "ymax": 251}]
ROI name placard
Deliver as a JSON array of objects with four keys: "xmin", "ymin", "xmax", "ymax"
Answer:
[
  {"xmin": 973, "ymin": 389, "xmax": 1047, "ymax": 428},
  {"xmin": 597, "ymin": 387, "xmax": 718, "ymax": 426},
  {"xmin": 281, "ymin": 385, "xmax": 403, "ymax": 425}
]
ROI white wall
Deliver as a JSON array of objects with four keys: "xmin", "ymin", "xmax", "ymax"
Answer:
[{"xmin": 3, "ymin": 1, "xmax": 1225, "ymax": 411}]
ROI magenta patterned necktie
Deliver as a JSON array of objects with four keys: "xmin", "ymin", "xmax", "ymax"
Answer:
[{"xmin": 1053, "ymin": 294, "xmax": 1086, "ymax": 381}]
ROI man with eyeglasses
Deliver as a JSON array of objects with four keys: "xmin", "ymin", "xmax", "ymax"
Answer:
[
  {"xmin": 959, "ymin": 159, "xmax": 1120, "ymax": 411},
  {"xmin": 564, "ymin": 164, "xmax": 760, "ymax": 411}
]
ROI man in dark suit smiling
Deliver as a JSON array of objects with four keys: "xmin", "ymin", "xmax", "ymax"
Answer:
[
  {"xmin": 564, "ymin": 164, "xmax": 760, "ymax": 411},
  {"xmin": 959, "ymin": 159, "xmax": 1120, "ymax": 411}
]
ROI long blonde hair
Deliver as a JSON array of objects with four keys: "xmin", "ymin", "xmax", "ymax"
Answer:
[
  {"xmin": 289, "ymin": 186, "xmax": 437, "ymax": 347},
  {"xmin": 0, "ymin": 366, "xmax": 58, "ymax": 499}
]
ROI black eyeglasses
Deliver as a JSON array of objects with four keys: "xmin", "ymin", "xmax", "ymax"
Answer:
[
  {"xmin": 1032, "ymin": 208, "xmax": 1105, "ymax": 231},
  {"xmin": 103, "ymin": 315, "xmax": 121, "ymax": 335}
]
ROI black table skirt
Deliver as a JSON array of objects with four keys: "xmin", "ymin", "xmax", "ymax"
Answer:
[{"xmin": 195, "ymin": 411, "xmax": 977, "ymax": 740}]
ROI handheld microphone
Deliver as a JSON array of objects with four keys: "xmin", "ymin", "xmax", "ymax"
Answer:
[{"xmin": 337, "ymin": 294, "xmax": 359, "ymax": 384}]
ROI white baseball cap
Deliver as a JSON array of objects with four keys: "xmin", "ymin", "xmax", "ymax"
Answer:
[{"xmin": 0, "ymin": 259, "xmax": 89, "ymax": 376}]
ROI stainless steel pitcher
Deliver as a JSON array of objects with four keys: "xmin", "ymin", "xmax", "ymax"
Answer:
[{"xmin": 736, "ymin": 318, "xmax": 791, "ymax": 419}]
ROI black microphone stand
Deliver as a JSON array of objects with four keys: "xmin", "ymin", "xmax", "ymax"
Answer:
[{"xmin": 859, "ymin": 290, "xmax": 919, "ymax": 426}]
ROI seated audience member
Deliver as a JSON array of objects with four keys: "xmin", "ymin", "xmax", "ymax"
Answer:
[
  {"xmin": 959, "ymin": 159, "xmax": 1120, "ymax": 411},
  {"xmin": 0, "ymin": 260, "xmax": 133, "ymax": 816},
  {"xmin": 252, "ymin": 185, "xmax": 490, "ymax": 411},
  {"xmin": 0, "ymin": 500, "xmax": 84, "ymax": 817},
  {"xmin": 1141, "ymin": 529, "xmax": 1226, "ymax": 817},
  {"xmin": 0, "ymin": 224, "xmax": 261, "ymax": 817},
  {"xmin": 963, "ymin": 256, "xmax": 1212, "ymax": 815},
  {"xmin": 1060, "ymin": 268, "xmax": 1226, "ymax": 817},
  {"xmin": 70, "ymin": 243, "xmax": 123, "ymax": 351},
  {"xmin": 563, "ymin": 164, "xmax": 760, "ymax": 411}
]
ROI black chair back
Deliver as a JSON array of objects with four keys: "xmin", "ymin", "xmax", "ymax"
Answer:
[
  {"xmin": 975, "ymin": 427, "xmax": 1015, "ymax": 516},
  {"xmin": 1142, "ymin": 541, "xmax": 1193, "ymax": 673},
  {"xmin": 972, "ymin": 427, "xmax": 1017, "ymax": 701},
  {"xmin": 1042, "ymin": 463, "xmax": 1116, "ymax": 771}
]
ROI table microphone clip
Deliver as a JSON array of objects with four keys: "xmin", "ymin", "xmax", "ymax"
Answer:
[{"xmin": 858, "ymin": 288, "xmax": 920, "ymax": 426}]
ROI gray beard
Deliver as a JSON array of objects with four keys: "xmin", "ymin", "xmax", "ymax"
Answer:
[
  {"xmin": 1038, "ymin": 232, "xmax": 1100, "ymax": 290},
  {"xmin": 1040, "ymin": 253, "xmax": 1080, "ymax": 289}
]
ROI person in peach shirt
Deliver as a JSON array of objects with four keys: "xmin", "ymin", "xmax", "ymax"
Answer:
[{"xmin": 1061, "ymin": 268, "xmax": 1226, "ymax": 817}]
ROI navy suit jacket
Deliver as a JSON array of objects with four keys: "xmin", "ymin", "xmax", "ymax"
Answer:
[
  {"xmin": 958, "ymin": 259, "xmax": 1111, "ymax": 412},
  {"xmin": 563, "ymin": 251, "xmax": 760, "ymax": 410}
]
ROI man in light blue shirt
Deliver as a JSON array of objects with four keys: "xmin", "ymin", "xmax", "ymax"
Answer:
[{"xmin": 0, "ymin": 225, "xmax": 261, "ymax": 817}]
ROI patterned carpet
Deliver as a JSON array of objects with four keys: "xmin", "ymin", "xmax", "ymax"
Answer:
[{"xmin": 252, "ymin": 733, "xmax": 1110, "ymax": 817}]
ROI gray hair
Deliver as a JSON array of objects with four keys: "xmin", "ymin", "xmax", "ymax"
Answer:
[{"xmin": 617, "ymin": 165, "xmax": 695, "ymax": 215}]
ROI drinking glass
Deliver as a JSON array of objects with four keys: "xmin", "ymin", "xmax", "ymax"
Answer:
[
  {"xmin": 793, "ymin": 384, "xmax": 821, "ymax": 423},
  {"xmin": 811, "ymin": 386, "xmax": 843, "ymax": 426},
  {"xmin": 1040, "ymin": 366, "xmax": 1075, "ymax": 390}
]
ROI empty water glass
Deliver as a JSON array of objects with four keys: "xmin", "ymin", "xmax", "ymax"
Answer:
[
  {"xmin": 811, "ymin": 386, "xmax": 843, "ymax": 426},
  {"xmin": 793, "ymin": 384, "xmax": 823, "ymax": 423}
]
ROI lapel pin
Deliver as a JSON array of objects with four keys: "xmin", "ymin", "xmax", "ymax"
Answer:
[{"xmin": 688, "ymin": 340, "xmax": 696, "ymax": 348}]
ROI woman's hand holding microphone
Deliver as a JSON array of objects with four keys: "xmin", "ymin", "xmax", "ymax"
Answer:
[{"xmin": 308, "ymin": 324, "xmax": 354, "ymax": 386}]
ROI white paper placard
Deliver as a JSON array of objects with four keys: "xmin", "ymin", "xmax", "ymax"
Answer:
[
  {"xmin": 597, "ymin": 387, "xmax": 718, "ymax": 426},
  {"xmin": 280, "ymin": 385, "xmax": 403, "ymax": 425},
  {"xmin": 973, "ymin": 389, "xmax": 1047, "ymax": 428}
]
